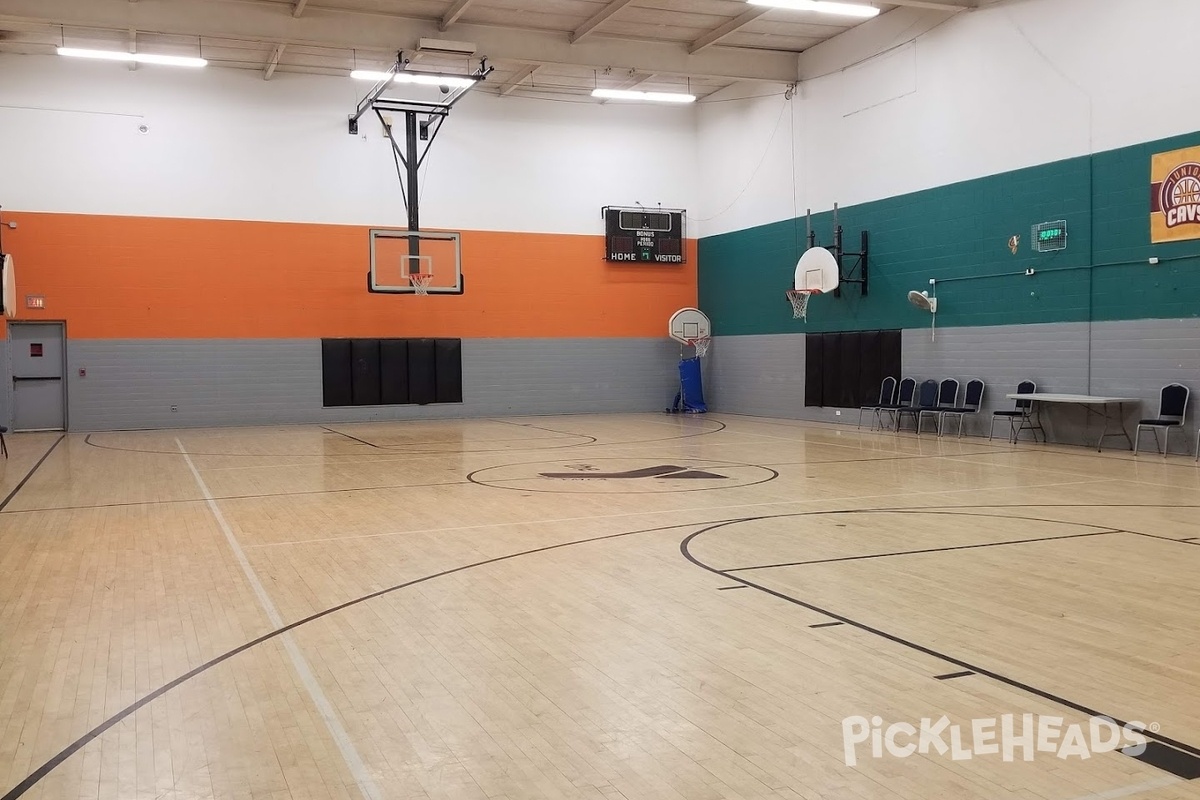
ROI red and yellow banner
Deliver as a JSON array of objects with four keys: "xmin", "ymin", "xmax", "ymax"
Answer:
[{"xmin": 1151, "ymin": 146, "xmax": 1200, "ymax": 243}]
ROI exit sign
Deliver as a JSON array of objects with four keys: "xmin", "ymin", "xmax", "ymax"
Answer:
[
  {"xmin": 1032, "ymin": 220, "xmax": 1068, "ymax": 253},
  {"xmin": 25, "ymin": 294, "xmax": 45, "ymax": 309}
]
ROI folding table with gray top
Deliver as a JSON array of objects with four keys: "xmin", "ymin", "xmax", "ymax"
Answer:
[{"xmin": 1006, "ymin": 393, "xmax": 1140, "ymax": 452}]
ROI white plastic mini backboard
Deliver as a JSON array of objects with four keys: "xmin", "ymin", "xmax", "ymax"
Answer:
[
  {"xmin": 669, "ymin": 307, "xmax": 711, "ymax": 344},
  {"xmin": 794, "ymin": 246, "xmax": 840, "ymax": 293}
]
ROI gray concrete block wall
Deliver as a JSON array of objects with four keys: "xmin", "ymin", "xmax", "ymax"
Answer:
[
  {"xmin": 61, "ymin": 338, "xmax": 680, "ymax": 431},
  {"xmin": 709, "ymin": 319, "xmax": 1200, "ymax": 452}
]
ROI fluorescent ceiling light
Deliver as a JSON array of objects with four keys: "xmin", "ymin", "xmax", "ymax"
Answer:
[
  {"xmin": 592, "ymin": 88, "xmax": 697, "ymax": 104},
  {"xmin": 350, "ymin": 69, "xmax": 476, "ymax": 88},
  {"xmin": 747, "ymin": 0, "xmax": 880, "ymax": 18},
  {"xmin": 57, "ymin": 47, "xmax": 208, "ymax": 67}
]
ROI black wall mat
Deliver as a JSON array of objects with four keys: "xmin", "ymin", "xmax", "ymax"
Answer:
[
  {"xmin": 881, "ymin": 330, "xmax": 902, "ymax": 386},
  {"xmin": 434, "ymin": 339, "xmax": 463, "ymax": 403},
  {"xmin": 858, "ymin": 330, "xmax": 883, "ymax": 406},
  {"xmin": 804, "ymin": 329, "xmax": 902, "ymax": 409},
  {"xmin": 350, "ymin": 339, "xmax": 382, "ymax": 406},
  {"xmin": 821, "ymin": 333, "xmax": 841, "ymax": 409},
  {"xmin": 408, "ymin": 338, "xmax": 437, "ymax": 405},
  {"xmin": 804, "ymin": 335, "xmax": 823, "ymax": 407},
  {"xmin": 322, "ymin": 337, "xmax": 462, "ymax": 407},
  {"xmin": 380, "ymin": 339, "xmax": 410, "ymax": 405},
  {"xmin": 321, "ymin": 339, "xmax": 353, "ymax": 408},
  {"xmin": 836, "ymin": 334, "xmax": 858, "ymax": 408}
]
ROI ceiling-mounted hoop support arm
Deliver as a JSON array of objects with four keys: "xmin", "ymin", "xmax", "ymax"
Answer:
[{"xmin": 349, "ymin": 51, "xmax": 491, "ymax": 293}]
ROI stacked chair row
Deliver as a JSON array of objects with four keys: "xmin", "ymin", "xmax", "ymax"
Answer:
[{"xmin": 859, "ymin": 377, "xmax": 986, "ymax": 437}]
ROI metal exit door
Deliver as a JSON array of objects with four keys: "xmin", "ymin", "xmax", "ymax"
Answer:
[{"xmin": 10, "ymin": 322, "xmax": 66, "ymax": 431}]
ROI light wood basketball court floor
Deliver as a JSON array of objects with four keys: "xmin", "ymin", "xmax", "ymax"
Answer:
[{"xmin": 2, "ymin": 413, "xmax": 1199, "ymax": 800}]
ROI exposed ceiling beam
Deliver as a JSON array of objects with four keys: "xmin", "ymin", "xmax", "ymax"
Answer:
[
  {"xmin": 291, "ymin": 0, "xmax": 308, "ymax": 18},
  {"xmin": 599, "ymin": 70, "xmax": 654, "ymax": 103},
  {"xmin": 0, "ymin": 0, "xmax": 799, "ymax": 83},
  {"xmin": 571, "ymin": 0, "xmax": 637, "ymax": 44},
  {"xmin": 885, "ymin": 0, "xmax": 975, "ymax": 7},
  {"xmin": 497, "ymin": 63, "xmax": 539, "ymax": 96},
  {"xmin": 264, "ymin": 42, "xmax": 285, "ymax": 79},
  {"xmin": 438, "ymin": 0, "xmax": 475, "ymax": 31},
  {"xmin": 689, "ymin": 7, "xmax": 769, "ymax": 55}
]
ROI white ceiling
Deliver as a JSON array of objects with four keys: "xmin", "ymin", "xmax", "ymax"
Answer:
[{"xmin": 0, "ymin": 0, "xmax": 977, "ymax": 99}]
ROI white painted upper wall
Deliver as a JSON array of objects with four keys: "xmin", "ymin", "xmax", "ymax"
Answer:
[
  {"xmin": 697, "ymin": 0, "xmax": 1200, "ymax": 236},
  {"xmin": 0, "ymin": 54, "xmax": 698, "ymax": 236}
]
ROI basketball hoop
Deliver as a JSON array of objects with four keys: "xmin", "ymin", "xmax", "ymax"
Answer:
[
  {"xmin": 687, "ymin": 336, "xmax": 711, "ymax": 358},
  {"xmin": 409, "ymin": 273, "xmax": 434, "ymax": 295},
  {"xmin": 786, "ymin": 288, "xmax": 821, "ymax": 320}
]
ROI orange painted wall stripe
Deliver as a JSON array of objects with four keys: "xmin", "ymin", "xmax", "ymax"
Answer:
[{"xmin": 4, "ymin": 212, "xmax": 697, "ymax": 339}]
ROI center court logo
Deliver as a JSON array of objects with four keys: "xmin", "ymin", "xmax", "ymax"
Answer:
[{"xmin": 841, "ymin": 714, "xmax": 1149, "ymax": 766}]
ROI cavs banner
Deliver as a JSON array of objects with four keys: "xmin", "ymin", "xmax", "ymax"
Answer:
[{"xmin": 1151, "ymin": 146, "xmax": 1200, "ymax": 243}]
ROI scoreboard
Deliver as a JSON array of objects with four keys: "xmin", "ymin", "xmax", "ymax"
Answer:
[{"xmin": 603, "ymin": 207, "xmax": 686, "ymax": 263}]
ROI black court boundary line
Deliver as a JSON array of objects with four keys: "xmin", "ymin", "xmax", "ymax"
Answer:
[
  {"xmin": 717, "ymin": 411, "xmax": 1200, "ymax": 471},
  {"xmin": 0, "ymin": 479, "xmax": 471, "ymax": 516},
  {"xmin": 0, "ymin": 435, "xmax": 65, "ymax": 512},
  {"xmin": 0, "ymin": 516, "xmax": 751, "ymax": 800},
  {"xmin": 78, "ymin": 417, "xmax": 725, "ymax": 459},
  {"xmin": 726, "ymin": 529, "xmax": 1121, "ymax": 572},
  {"xmin": 935, "ymin": 671, "xmax": 975, "ymax": 681},
  {"xmin": 3, "ymin": 502, "xmax": 1197, "ymax": 798},
  {"xmin": 85, "ymin": 431, "xmax": 600, "ymax": 457},
  {"xmin": 320, "ymin": 425, "xmax": 382, "ymax": 448},
  {"xmin": 679, "ymin": 512, "xmax": 1200, "ymax": 762}
]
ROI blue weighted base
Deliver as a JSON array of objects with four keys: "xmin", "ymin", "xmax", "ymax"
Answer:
[{"xmin": 669, "ymin": 356, "xmax": 707, "ymax": 414}]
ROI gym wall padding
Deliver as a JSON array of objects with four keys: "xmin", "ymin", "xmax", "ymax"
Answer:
[
  {"xmin": 321, "ymin": 339, "xmax": 353, "ymax": 408},
  {"xmin": 379, "ymin": 340, "xmax": 410, "ymax": 405},
  {"xmin": 321, "ymin": 337, "xmax": 460, "ymax": 408},
  {"xmin": 806, "ymin": 329, "xmax": 902, "ymax": 409},
  {"xmin": 406, "ymin": 339, "xmax": 438, "ymax": 406},
  {"xmin": 351, "ymin": 339, "xmax": 382, "ymax": 406},
  {"xmin": 434, "ymin": 339, "xmax": 464, "ymax": 404}
]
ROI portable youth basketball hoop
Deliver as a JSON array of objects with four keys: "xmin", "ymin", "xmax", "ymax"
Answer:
[
  {"xmin": 668, "ymin": 308, "xmax": 711, "ymax": 414},
  {"xmin": 669, "ymin": 307, "xmax": 712, "ymax": 357},
  {"xmin": 789, "ymin": 247, "xmax": 839, "ymax": 321}
]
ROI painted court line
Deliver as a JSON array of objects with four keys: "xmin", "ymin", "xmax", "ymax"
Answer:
[
  {"xmin": 1063, "ymin": 776, "xmax": 1178, "ymax": 800},
  {"xmin": 176, "ymin": 438, "xmax": 383, "ymax": 800}
]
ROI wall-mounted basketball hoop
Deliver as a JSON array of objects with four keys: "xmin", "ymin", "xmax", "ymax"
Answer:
[
  {"xmin": 788, "ymin": 247, "xmax": 839, "ymax": 321},
  {"xmin": 802, "ymin": 204, "xmax": 869, "ymax": 301}
]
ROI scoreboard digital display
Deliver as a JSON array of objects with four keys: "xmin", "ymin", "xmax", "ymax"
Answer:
[{"xmin": 603, "ymin": 206, "xmax": 686, "ymax": 263}]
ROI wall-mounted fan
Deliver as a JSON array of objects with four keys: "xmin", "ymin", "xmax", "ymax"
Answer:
[{"xmin": 908, "ymin": 287, "xmax": 937, "ymax": 340}]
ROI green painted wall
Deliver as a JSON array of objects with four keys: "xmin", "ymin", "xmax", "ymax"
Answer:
[{"xmin": 699, "ymin": 131, "xmax": 1200, "ymax": 335}]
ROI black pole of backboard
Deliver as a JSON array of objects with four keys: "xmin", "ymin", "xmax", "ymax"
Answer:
[{"xmin": 405, "ymin": 111, "xmax": 421, "ymax": 265}]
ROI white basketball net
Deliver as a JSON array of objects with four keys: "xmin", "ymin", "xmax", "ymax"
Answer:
[
  {"xmin": 787, "ymin": 289, "xmax": 820, "ymax": 320},
  {"xmin": 409, "ymin": 273, "xmax": 434, "ymax": 296},
  {"xmin": 688, "ymin": 337, "xmax": 711, "ymax": 358}
]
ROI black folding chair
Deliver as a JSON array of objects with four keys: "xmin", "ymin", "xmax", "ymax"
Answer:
[
  {"xmin": 989, "ymin": 380, "xmax": 1044, "ymax": 443},
  {"xmin": 940, "ymin": 379, "xmax": 986, "ymax": 439},
  {"xmin": 878, "ymin": 378, "xmax": 917, "ymax": 431},
  {"xmin": 918, "ymin": 378, "xmax": 960, "ymax": 436},
  {"xmin": 859, "ymin": 376, "xmax": 898, "ymax": 430},
  {"xmin": 1135, "ymin": 383, "xmax": 1189, "ymax": 457},
  {"xmin": 896, "ymin": 380, "xmax": 938, "ymax": 433}
]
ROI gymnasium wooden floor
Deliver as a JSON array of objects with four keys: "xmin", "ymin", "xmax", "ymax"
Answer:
[{"xmin": 2, "ymin": 413, "xmax": 1199, "ymax": 800}]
